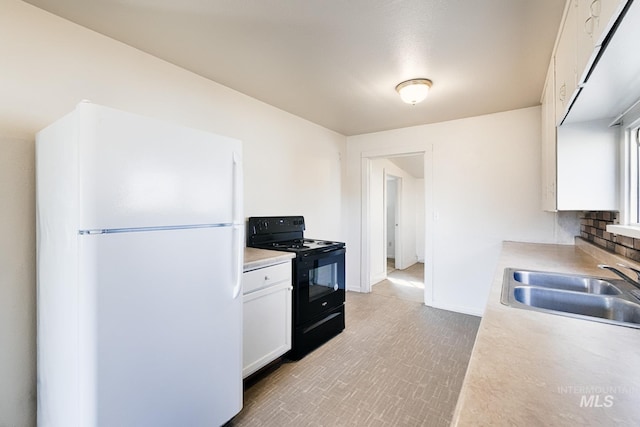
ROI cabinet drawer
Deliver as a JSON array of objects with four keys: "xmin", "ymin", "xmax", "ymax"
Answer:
[{"xmin": 242, "ymin": 261, "xmax": 291, "ymax": 295}]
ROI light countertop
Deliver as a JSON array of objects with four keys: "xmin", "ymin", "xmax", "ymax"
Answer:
[
  {"xmin": 243, "ymin": 247, "xmax": 294, "ymax": 272},
  {"xmin": 452, "ymin": 239, "xmax": 640, "ymax": 426}
]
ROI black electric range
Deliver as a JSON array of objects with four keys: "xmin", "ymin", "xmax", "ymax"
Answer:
[{"xmin": 247, "ymin": 216, "xmax": 345, "ymax": 359}]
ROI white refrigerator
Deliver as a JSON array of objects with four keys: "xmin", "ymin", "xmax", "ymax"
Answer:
[{"xmin": 36, "ymin": 101, "xmax": 244, "ymax": 427}]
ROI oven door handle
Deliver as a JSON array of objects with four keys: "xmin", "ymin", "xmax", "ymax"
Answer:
[
  {"xmin": 322, "ymin": 249, "xmax": 345, "ymax": 253},
  {"xmin": 301, "ymin": 247, "xmax": 346, "ymax": 261},
  {"xmin": 321, "ymin": 247, "xmax": 345, "ymax": 255}
]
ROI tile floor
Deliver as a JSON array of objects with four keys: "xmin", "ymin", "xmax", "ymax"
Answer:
[
  {"xmin": 371, "ymin": 261, "xmax": 425, "ymax": 303},
  {"xmin": 230, "ymin": 263, "xmax": 481, "ymax": 427}
]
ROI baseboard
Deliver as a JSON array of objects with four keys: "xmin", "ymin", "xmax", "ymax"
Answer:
[{"xmin": 428, "ymin": 301, "xmax": 484, "ymax": 317}]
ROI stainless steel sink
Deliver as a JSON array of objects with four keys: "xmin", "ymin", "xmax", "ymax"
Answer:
[
  {"xmin": 512, "ymin": 270, "xmax": 622, "ymax": 295},
  {"xmin": 501, "ymin": 268, "xmax": 640, "ymax": 329},
  {"xmin": 513, "ymin": 286, "xmax": 640, "ymax": 323}
]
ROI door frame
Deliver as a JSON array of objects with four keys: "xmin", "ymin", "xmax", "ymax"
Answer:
[{"xmin": 360, "ymin": 150, "xmax": 433, "ymax": 306}]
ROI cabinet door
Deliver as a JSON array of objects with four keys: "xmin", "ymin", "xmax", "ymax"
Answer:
[
  {"xmin": 541, "ymin": 62, "xmax": 557, "ymax": 212},
  {"xmin": 243, "ymin": 281, "xmax": 292, "ymax": 378},
  {"xmin": 576, "ymin": 0, "xmax": 625, "ymax": 84},
  {"xmin": 556, "ymin": 119, "xmax": 618, "ymax": 210},
  {"xmin": 555, "ymin": 0, "xmax": 579, "ymax": 125},
  {"xmin": 591, "ymin": 0, "xmax": 625, "ymax": 46},
  {"xmin": 242, "ymin": 262, "xmax": 292, "ymax": 378},
  {"xmin": 577, "ymin": 0, "xmax": 601, "ymax": 83}
]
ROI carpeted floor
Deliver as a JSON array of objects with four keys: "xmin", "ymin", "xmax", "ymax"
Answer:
[{"xmin": 231, "ymin": 267, "xmax": 481, "ymax": 427}]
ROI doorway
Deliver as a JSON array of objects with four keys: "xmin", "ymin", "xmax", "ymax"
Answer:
[{"xmin": 363, "ymin": 153, "xmax": 429, "ymax": 304}]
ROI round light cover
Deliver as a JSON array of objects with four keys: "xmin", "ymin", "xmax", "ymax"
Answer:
[{"xmin": 395, "ymin": 79, "xmax": 433, "ymax": 104}]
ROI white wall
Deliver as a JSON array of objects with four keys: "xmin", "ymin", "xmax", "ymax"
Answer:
[
  {"xmin": 0, "ymin": 1, "xmax": 346, "ymax": 426},
  {"xmin": 346, "ymin": 107, "xmax": 579, "ymax": 315},
  {"xmin": 0, "ymin": 137, "xmax": 36, "ymax": 427}
]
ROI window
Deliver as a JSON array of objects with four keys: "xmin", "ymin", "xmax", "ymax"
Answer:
[
  {"xmin": 630, "ymin": 126, "xmax": 640, "ymax": 224},
  {"xmin": 608, "ymin": 101, "xmax": 640, "ymax": 238}
]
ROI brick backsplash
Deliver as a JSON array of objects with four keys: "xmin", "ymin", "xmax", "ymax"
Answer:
[{"xmin": 580, "ymin": 211, "xmax": 640, "ymax": 262}]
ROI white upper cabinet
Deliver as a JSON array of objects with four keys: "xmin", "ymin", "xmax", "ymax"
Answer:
[
  {"xmin": 586, "ymin": 0, "xmax": 624, "ymax": 46},
  {"xmin": 553, "ymin": 0, "xmax": 629, "ymax": 124},
  {"xmin": 555, "ymin": 0, "xmax": 579, "ymax": 126},
  {"xmin": 541, "ymin": 61, "xmax": 557, "ymax": 212},
  {"xmin": 541, "ymin": 0, "xmax": 629, "ymax": 212},
  {"xmin": 576, "ymin": 0, "xmax": 624, "ymax": 84},
  {"xmin": 566, "ymin": 0, "xmax": 640, "ymax": 124},
  {"xmin": 576, "ymin": 0, "xmax": 600, "ymax": 83}
]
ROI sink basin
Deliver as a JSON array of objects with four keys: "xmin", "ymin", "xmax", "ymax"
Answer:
[
  {"xmin": 513, "ymin": 286, "xmax": 640, "ymax": 323},
  {"xmin": 501, "ymin": 268, "xmax": 640, "ymax": 329},
  {"xmin": 512, "ymin": 270, "xmax": 622, "ymax": 295}
]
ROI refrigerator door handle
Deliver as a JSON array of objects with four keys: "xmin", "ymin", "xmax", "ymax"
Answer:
[
  {"xmin": 232, "ymin": 151, "xmax": 243, "ymax": 225},
  {"xmin": 231, "ymin": 150, "xmax": 243, "ymax": 299},
  {"xmin": 232, "ymin": 224, "xmax": 243, "ymax": 299}
]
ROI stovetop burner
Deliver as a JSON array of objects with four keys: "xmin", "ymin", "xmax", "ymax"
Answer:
[{"xmin": 262, "ymin": 238, "xmax": 342, "ymax": 253}]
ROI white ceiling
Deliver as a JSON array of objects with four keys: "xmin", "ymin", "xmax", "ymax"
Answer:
[{"xmin": 23, "ymin": 0, "xmax": 566, "ymax": 136}]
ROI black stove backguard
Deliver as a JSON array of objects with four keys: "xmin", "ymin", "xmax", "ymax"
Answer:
[
  {"xmin": 246, "ymin": 216, "xmax": 346, "ymax": 360},
  {"xmin": 247, "ymin": 216, "xmax": 305, "ymax": 247}
]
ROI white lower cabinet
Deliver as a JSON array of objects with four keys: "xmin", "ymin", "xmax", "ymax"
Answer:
[{"xmin": 242, "ymin": 261, "xmax": 292, "ymax": 378}]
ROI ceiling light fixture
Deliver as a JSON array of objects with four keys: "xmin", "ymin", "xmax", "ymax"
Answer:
[{"xmin": 395, "ymin": 78, "xmax": 433, "ymax": 105}]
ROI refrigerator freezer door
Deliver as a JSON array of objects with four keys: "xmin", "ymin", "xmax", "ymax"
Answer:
[
  {"xmin": 75, "ymin": 103, "xmax": 241, "ymax": 230},
  {"xmin": 77, "ymin": 226, "xmax": 242, "ymax": 426}
]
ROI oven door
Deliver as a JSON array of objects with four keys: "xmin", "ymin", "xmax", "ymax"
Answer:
[{"xmin": 295, "ymin": 248, "xmax": 345, "ymax": 324}]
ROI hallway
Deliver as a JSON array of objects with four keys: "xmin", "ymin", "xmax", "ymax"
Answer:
[{"xmin": 372, "ymin": 261, "xmax": 425, "ymax": 303}]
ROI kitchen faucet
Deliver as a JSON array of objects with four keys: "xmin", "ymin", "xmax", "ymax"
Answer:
[{"xmin": 598, "ymin": 263, "xmax": 640, "ymax": 291}]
